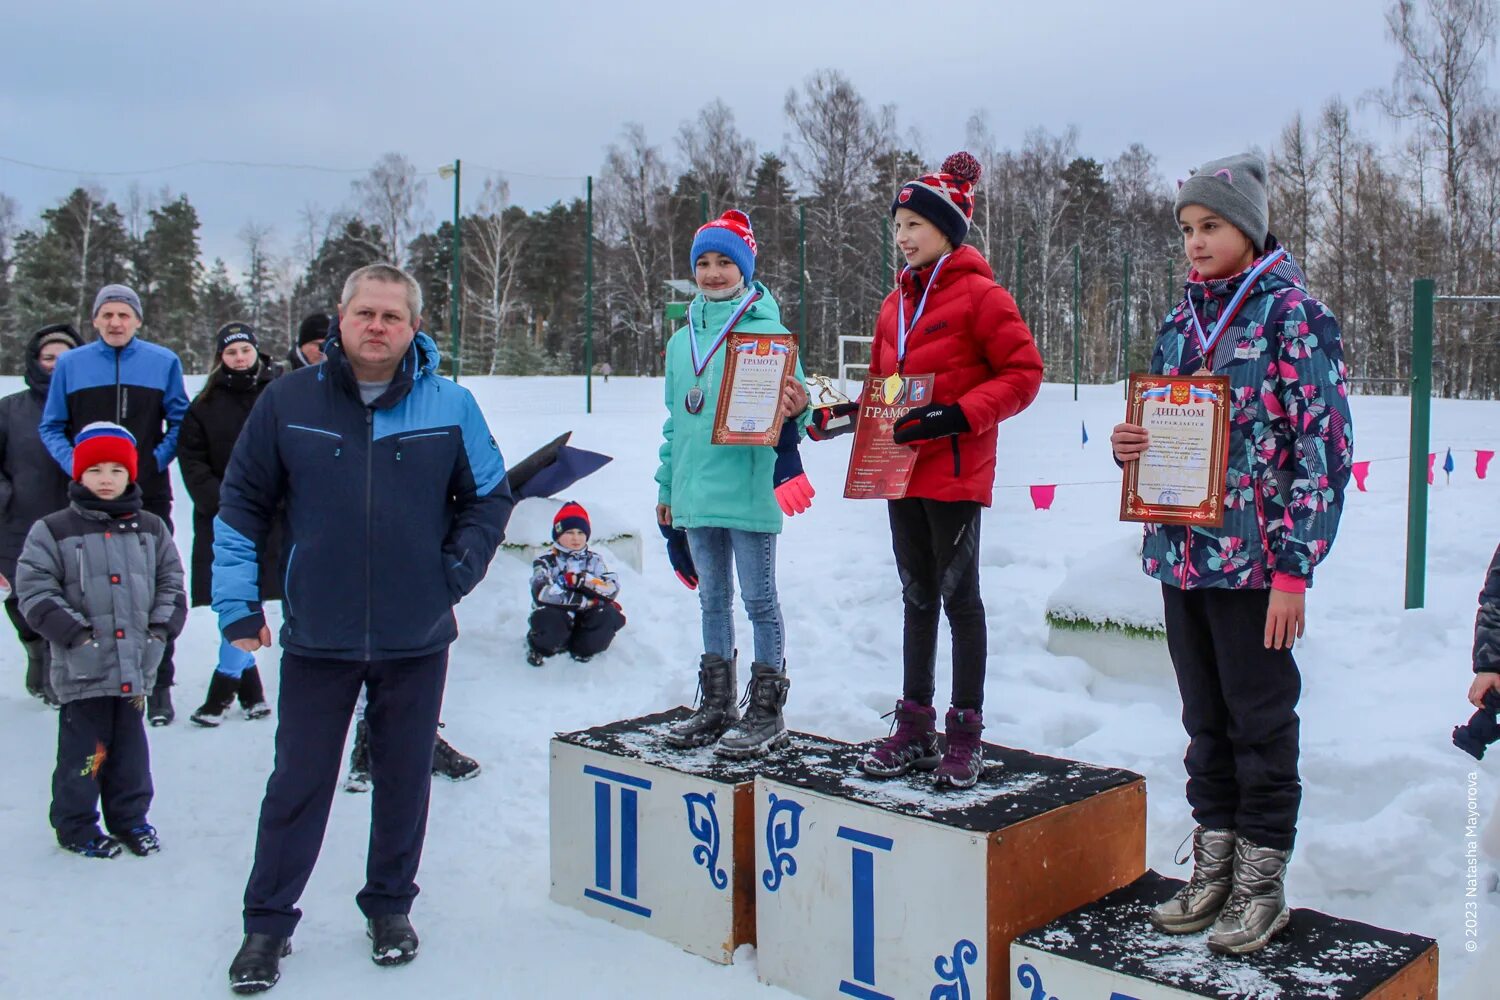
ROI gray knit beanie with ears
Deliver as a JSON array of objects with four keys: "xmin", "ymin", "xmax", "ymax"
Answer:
[{"xmin": 1174, "ymin": 153, "xmax": 1270, "ymax": 253}]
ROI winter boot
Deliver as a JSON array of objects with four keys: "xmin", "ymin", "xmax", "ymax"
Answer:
[
  {"xmin": 665, "ymin": 653, "xmax": 739, "ymax": 749},
  {"xmin": 932, "ymin": 707, "xmax": 984, "ymax": 790},
  {"xmin": 229, "ymin": 933, "xmax": 291, "ymax": 994},
  {"xmin": 368, "ymin": 914, "xmax": 419, "ymax": 967},
  {"xmin": 23, "ymin": 637, "xmax": 46, "ymax": 700},
  {"xmin": 1206, "ymin": 838, "xmax": 1292, "ymax": 955},
  {"xmin": 858, "ymin": 699, "xmax": 941, "ymax": 778},
  {"xmin": 715, "ymin": 662, "xmax": 791, "ymax": 760},
  {"xmin": 60, "ymin": 832, "xmax": 122, "ymax": 859},
  {"xmin": 1150, "ymin": 827, "xmax": 1236, "ymax": 933},
  {"xmin": 432, "ymin": 727, "xmax": 481, "ymax": 781},
  {"xmin": 190, "ymin": 671, "xmax": 241, "ymax": 727},
  {"xmin": 238, "ymin": 665, "xmax": 272, "ymax": 720},
  {"xmin": 120, "ymin": 823, "xmax": 161, "ymax": 856},
  {"xmin": 525, "ymin": 638, "xmax": 546, "ymax": 667},
  {"xmin": 147, "ymin": 685, "xmax": 174, "ymax": 727},
  {"xmin": 344, "ymin": 719, "xmax": 372, "ymax": 793}
]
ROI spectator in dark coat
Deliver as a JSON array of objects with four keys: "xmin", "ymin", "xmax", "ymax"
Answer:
[
  {"xmin": 178, "ymin": 323, "xmax": 283, "ymax": 727},
  {"xmin": 287, "ymin": 313, "xmax": 328, "ymax": 370},
  {"xmin": 0, "ymin": 324, "xmax": 81, "ymax": 703}
]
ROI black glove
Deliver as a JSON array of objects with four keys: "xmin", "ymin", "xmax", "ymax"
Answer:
[
  {"xmin": 1454, "ymin": 688, "xmax": 1500, "ymax": 760},
  {"xmin": 657, "ymin": 520, "xmax": 698, "ymax": 590},
  {"xmin": 807, "ymin": 402, "xmax": 859, "ymax": 441},
  {"xmin": 891, "ymin": 403, "xmax": 969, "ymax": 444}
]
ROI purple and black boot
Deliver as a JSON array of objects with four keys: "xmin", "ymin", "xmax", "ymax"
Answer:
[
  {"xmin": 858, "ymin": 699, "xmax": 941, "ymax": 778},
  {"xmin": 933, "ymin": 707, "xmax": 984, "ymax": 790}
]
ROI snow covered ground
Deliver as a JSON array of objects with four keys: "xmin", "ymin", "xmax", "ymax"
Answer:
[{"xmin": 4, "ymin": 373, "xmax": 1498, "ymax": 998}]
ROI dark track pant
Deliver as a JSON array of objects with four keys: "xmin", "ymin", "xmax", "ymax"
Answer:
[
  {"xmin": 143, "ymin": 497, "xmax": 175, "ymax": 691},
  {"xmin": 528, "ymin": 604, "xmax": 625, "ymax": 658},
  {"xmin": 887, "ymin": 498, "xmax": 986, "ymax": 711},
  {"xmin": 51, "ymin": 696, "xmax": 152, "ymax": 845},
  {"xmin": 242, "ymin": 649, "xmax": 448, "ymax": 936},
  {"xmin": 1162, "ymin": 584, "xmax": 1302, "ymax": 851}
]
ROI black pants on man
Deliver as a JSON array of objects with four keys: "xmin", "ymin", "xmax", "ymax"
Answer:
[
  {"xmin": 242, "ymin": 650, "xmax": 448, "ymax": 937},
  {"xmin": 1162, "ymin": 584, "xmax": 1302, "ymax": 851},
  {"xmin": 51, "ymin": 695, "xmax": 153, "ymax": 846},
  {"xmin": 527, "ymin": 603, "xmax": 625, "ymax": 659},
  {"xmin": 6, "ymin": 595, "xmax": 48, "ymax": 696},
  {"xmin": 887, "ymin": 498, "xmax": 986, "ymax": 711},
  {"xmin": 143, "ymin": 497, "xmax": 175, "ymax": 692}
]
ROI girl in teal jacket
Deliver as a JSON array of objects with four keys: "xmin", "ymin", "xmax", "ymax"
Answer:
[{"xmin": 655, "ymin": 210, "xmax": 810, "ymax": 759}]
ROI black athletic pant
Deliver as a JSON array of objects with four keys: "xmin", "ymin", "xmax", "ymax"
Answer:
[
  {"xmin": 887, "ymin": 498, "xmax": 986, "ymax": 711},
  {"xmin": 528, "ymin": 603, "xmax": 626, "ymax": 658},
  {"xmin": 51, "ymin": 696, "xmax": 153, "ymax": 846},
  {"xmin": 242, "ymin": 649, "xmax": 448, "ymax": 937},
  {"xmin": 143, "ymin": 497, "xmax": 175, "ymax": 691},
  {"xmin": 1162, "ymin": 584, "xmax": 1302, "ymax": 851},
  {"xmin": 5, "ymin": 595, "xmax": 41, "ymax": 644}
]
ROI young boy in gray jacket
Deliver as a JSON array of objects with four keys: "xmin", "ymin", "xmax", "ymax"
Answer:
[{"xmin": 16, "ymin": 422, "xmax": 187, "ymax": 859}]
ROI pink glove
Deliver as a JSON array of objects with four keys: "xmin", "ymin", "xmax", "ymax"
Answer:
[{"xmin": 774, "ymin": 473, "xmax": 816, "ymax": 516}]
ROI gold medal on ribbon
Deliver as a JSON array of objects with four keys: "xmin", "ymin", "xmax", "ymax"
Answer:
[{"xmin": 881, "ymin": 372, "xmax": 904, "ymax": 405}]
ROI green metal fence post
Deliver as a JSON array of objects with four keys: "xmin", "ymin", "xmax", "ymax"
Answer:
[
  {"xmin": 798, "ymin": 205, "xmax": 808, "ymax": 343},
  {"xmin": 1406, "ymin": 278, "xmax": 1435, "ymax": 609},
  {"xmin": 1072, "ymin": 244, "xmax": 1081, "ymax": 400},
  {"xmin": 1121, "ymin": 251, "xmax": 1132, "ymax": 380},
  {"xmin": 585, "ymin": 176, "xmax": 594, "ymax": 415},
  {"xmin": 1014, "ymin": 236, "xmax": 1025, "ymax": 319}
]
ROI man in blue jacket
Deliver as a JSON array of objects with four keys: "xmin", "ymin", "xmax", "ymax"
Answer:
[
  {"xmin": 216, "ymin": 264, "xmax": 513, "ymax": 994},
  {"xmin": 40, "ymin": 284, "xmax": 190, "ymax": 725}
]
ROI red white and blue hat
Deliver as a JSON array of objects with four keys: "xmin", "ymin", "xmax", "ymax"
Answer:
[
  {"xmin": 73, "ymin": 421, "xmax": 138, "ymax": 482},
  {"xmin": 691, "ymin": 210, "xmax": 758, "ymax": 286},
  {"xmin": 553, "ymin": 500, "xmax": 591, "ymax": 541},
  {"xmin": 892, "ymin": 152, "xmax": 983, "ymax": 250}
]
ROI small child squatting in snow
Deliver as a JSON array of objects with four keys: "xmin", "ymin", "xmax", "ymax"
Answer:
[{"xmin": 526, "ymin": 501, "xmax": 625, "ymax": 666}]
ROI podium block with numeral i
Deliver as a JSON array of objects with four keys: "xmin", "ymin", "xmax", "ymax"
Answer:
[{"xmin": 753, "ymin": 738, "xmax": 1146, "ymax": 1000}]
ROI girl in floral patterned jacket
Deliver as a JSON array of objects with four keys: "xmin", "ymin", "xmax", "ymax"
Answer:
[{"xmin": 1112, "ymin": 153, "xmax": 1353, "ymax": 955}]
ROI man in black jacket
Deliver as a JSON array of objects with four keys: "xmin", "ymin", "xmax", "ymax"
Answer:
[
  {"xmin": 217, "ymin": 264, "xmax": 512, "ymax": 993},
  {"xmin": 0, "ymin": 323, "xmax": 81, "ymax": 702},
  {"xmin": 287, "ymin": 313, "xmax": 328, "ymax": 370},
  {"xmin": 1471, "ymin": 544, "xmax": 1500, "ymax": 707},
  {"xmin": 40, "ymin": 284, "xmax": 190, "ymax": 725}
]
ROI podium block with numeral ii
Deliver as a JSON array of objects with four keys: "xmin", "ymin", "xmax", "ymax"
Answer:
[
  {"xmin": 753, "ymin": 738, "xmax": 1146, "ymax": 1000},
  {"xmin": 1011, "ymin": 871, "xmax": 1438, "ymax": 1000},
  {"xmin": 550, "ymin": 710, "xmax": 844, "ymax": 964}
]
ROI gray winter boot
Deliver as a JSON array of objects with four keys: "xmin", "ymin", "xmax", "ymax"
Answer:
[
  {"xmin": 714, "ymin": 662, "xmax": 790, "ymax": 760},
  {"xmin": 1206, "ymin": 837, "xmax": 1292, "ymax": 955},
  {"xmin": 1149, "ymin": 827, "xmax": 1236, "ymax": 933},
  {"xmin": 665, "ymin": 653, "xmax": 739, "ymax": 749}
]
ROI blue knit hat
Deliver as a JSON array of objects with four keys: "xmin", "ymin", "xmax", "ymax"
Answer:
[{"xmin": 690, "ymin": 210, "xmax": 757, "ymax": 287}]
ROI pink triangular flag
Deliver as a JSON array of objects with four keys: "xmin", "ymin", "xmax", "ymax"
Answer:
[
  {"xmin": 1479, "ymin": 450, "xmax": 1495, "ymax": 480},
  {"xmin": 1428, "ymin": 453, "xmax": 1436, "ymax": 485},
  {"xmin": 1029, "ymin": 485, "xmax": 1056, "ymax": 510},
  {"xmin": 1351, "ymin": 461, "xmax": 1371, "ymax": 492}
]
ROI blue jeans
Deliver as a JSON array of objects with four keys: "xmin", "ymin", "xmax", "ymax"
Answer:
[
  {"xmin": 685, "ymin": 528, "xmax": 784, "ymax": 669},
  {"xmin": 216, "ymin": 637, "xmax": 256, "ymax": 679}
]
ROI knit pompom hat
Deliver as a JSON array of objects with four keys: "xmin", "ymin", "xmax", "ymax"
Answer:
[
  {"xmin": 73, "ymin": 421, "xmax": 138, "ymax": 482},
  {"xmin": 690, "ymin": 210, "xmax": 758, "ymax": 286},
  {"xmin": 553, "ymin": 501, "xmax": 591, "ymax": 541},
  {"xmin": 892, "ymin": 152, "xmax": 983, "ymax": 250}
]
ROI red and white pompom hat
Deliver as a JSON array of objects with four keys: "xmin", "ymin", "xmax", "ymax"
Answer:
[{"xmin": 891, "ymin": 152, "xmax": 983, "ymax": 250}]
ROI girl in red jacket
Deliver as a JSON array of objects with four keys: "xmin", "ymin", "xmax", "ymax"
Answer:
[{"xmin": 856, "ymin": 153, "xmax": 1044, "ymax": 789}]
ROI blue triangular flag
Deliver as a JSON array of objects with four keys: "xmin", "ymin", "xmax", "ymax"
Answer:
[
  {"xmin": 1081, "ymin": 420, "xmax": 1089, "ymax": 447},
  {"xmin": 1444, "ymin": 448, "xmax": 1455, "ymax": 481}
]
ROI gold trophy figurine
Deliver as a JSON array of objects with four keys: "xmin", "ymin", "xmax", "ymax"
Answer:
[{"xmin": 804, "ymin": 374, "xmax": 858, "ymax": 440}]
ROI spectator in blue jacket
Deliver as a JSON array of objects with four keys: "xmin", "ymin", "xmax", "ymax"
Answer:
[
  {"xmin": 217, "ymin": 263, "xmax": 512, "ymax": 994},
  {"xmin": 39, "ymin": 284, "xmax": 190, "ymax": 725}
]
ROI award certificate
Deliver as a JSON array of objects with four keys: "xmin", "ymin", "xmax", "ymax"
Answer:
[
  {"xmin": 710, "ymin": 333, "xmax": 799, "ymax": 446},
  {"xmin": 843, "ymin": 373, "xmax": 935, "ymax": 500},
  {"xmin": 1120, "ymin": 373, "xmax": 1231, "ymax": 527}
]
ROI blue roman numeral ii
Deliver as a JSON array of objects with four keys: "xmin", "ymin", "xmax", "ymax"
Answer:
[{"xmin": 582, "ymin": 765, "xmax": 652, "ymax": 918}]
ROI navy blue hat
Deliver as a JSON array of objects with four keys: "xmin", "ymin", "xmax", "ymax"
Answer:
[{"xmin": 690, "ymin": 210, "xmax": 757, "ymax": 287}]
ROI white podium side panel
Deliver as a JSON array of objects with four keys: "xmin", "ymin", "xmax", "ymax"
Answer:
[
  {"xmin": 550, "ymin": 738, "xmax": 744, "ymax": 963},
  {"xmin": 1011, "ymin": 948, "xmax": 1204, "ymax": 1000},
  {"xmin": 754, "ymin": 775, "xmax": 990, "ymax": 1000}
]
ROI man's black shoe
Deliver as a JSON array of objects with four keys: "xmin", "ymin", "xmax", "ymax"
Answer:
[
  {"xmin": 368, "ymin": 914, "xmax": 419, "ymax": 967},
  {"xmin": 228, "ymin": 933, "xmax": 291, "ymax": 994}
]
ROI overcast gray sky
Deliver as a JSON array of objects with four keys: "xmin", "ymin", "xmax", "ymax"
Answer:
[{"xmin": 0, "ymin": 0, "xmax": 1402, "ymax": 268}]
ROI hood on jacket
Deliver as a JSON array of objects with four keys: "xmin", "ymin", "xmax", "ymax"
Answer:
[
  {"xmin": 898, "ymin": 243, "xmax": 995, "ymax": 296},
  {"xmin": 24, "ymin": 324, "xmax": 83, "ymax": 396},
  {"xmin": 320, "ymin": 314, "xmax": 443, "ymax": 407},
  {"xmin": 1184, "ymin": 235, "xmax": 1306, "ymax": 306},
  {"xmin": 207, "ymin": 353, "xmax": 280, "ymax": 395}
]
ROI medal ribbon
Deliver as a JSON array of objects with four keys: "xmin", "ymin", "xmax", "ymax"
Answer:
[
  {"xmin": 1183, "ymin": 247, "xmax": 1287, "ymax": 365},
  {"xmin": 896, "ymin": 253, "xmax": 951, "ymax": 371},
  {"xmin": 689, "ymin": 289, "xmax": 761, "ymax": 377}
]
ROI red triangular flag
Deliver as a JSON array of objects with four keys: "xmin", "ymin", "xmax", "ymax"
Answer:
[
  {"xmin": 1029, "ymin": 485, "xmax": 1056, "ymax": 510},
  {"xmin": 1427, "ymin": 453, "xmax": 1436, "ymax": 485},
  {"xmin": 1351, "ymin": 461, "xmax": 1371, "ymax": 492},
  {"xmin": 1479, "ymin": 450, "xmax": 1495, "ymax": 480}
]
